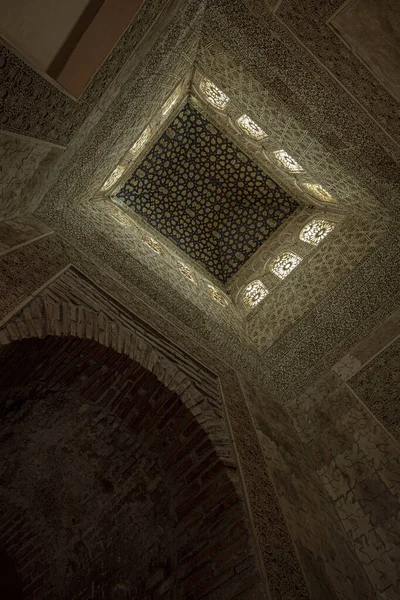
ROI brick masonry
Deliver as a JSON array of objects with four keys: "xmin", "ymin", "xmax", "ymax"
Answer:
[
  {"xmin": 0, "ymin": 335, "xmax": 262, "ymax": 599},
  {"xmin": 0, "ymin": 265, "xmax": 311, "ymax": 598}
]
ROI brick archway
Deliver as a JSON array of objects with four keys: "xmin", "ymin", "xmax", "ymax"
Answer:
[{"xmin": 0, "ymin": 335, "xmax": 261, "ymax": 599}]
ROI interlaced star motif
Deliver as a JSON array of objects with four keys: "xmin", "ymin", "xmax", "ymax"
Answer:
[{"xmin": 117, "ymin": 105, "xmax": 298, "ymax": 283}]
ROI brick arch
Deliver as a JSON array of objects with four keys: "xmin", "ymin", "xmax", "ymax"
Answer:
[
  {"xmin": 0, "ymin": 335, "xmax": 260, "ymax": 599},
  {"xmin": 0, "ymin": 295, "xmax": 209, "ymax": 422}
]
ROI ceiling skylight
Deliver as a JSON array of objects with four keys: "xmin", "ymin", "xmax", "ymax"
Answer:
[
  {"xmin": 162, "ymin": 84, "xmax": 182, "ymax": 116},
  {"xmin": 299, "ymin": 219, "xmax": 335, "ymax": 246},
  {"xmin": 242, "ymin": 280, "xmax": 268, "ymax": 308},
  {"xmin": 207, "ymin": 284, "xmax": 228, "ymax": 306},
  {"xmin": 302, "ymin": 183, "xmax": 334, "ymax": 203},
  {"xmin": 142, "ymin": 234, "xmax": 162, "ymax": 254},
  {"xmin": 270, "ymin": 251, "xmax": 302, "ymax": 279},
  {"xmin": 177, "ymin": 262, "xmax": 196, "ymax": 283},
  {"xmin": 101, "ymin": 165, "xmax": 125, "ymax": 191},
  {"xmin": 200, "ymin": 78, "xmax": 230, "ymax": 110},
  {"xmin": 129, "ymin": 126, "xmax": 152, "ymax": 156},
  {"xmin": 237, "ymin": 115, "xmax": 267, "ymax": 140},
  {"xmin": 273, "ymin": 150, "xmax": 305, "ymax": 173}
]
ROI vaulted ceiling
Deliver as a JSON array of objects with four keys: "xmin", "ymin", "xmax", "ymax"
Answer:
[
  {"xmin": 0, "ymin": 0, "xmax": 399, "ymax": 393},
  {"xmin": 115, "ymin": 104, "xmax": 298, "ymax": 283}
]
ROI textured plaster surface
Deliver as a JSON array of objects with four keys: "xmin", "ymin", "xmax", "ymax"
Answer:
[
  {"xmin": 0, "ymin": 132, "xmax": 62, "ymax": 220},
  {"xmin": 0, "ymin": 0, "xmax": 399, "ymax": 597},
  {"xmin": 0, "ymin": 267, "xmax": 304, "ymax": 598},
  {"xmin": 287, "ymin": 302, "xmax": 400, "ymax": 600},
  {"xmin": 245, "ymin": 380, "xmax": 376, "ymax": 600},
  {"xmin": 330, "ymin": 0, "xmax": 400, "ymax": 103},
  {"xmin": 0, "ymin": 215, "xmax": 52, "ymax": 255},
  {"xmin": 349, "ymin": 336, "xmax": 400, "ymax": 444}
]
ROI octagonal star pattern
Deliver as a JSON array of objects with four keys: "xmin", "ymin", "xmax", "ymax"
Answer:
[{"xmin": 117, "ymin": 104, "xmax": 298, "ymax": 283}]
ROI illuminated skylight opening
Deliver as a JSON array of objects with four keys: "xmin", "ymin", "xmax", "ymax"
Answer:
[
  {"xmin": 162, "ymin": 84, "xmax": 182, "ymax": 116},
  {"xmin": 302, "ymin": 183, "xmax": 335, "ymax": 203},
  {"xmin": 299, "ymin": 219, "xmax": 335, "ymax": 246},
  {"xmin": 177, "ymin": 262, "xmax": 196, "ymax": 283},
  {"xmin": 129, "ymin": 126, "xmax": 152, "ymax": 156},
  {"xmin": 237, "ymin": 115, "xmax": 267, "ymax": 140},
  {"xmin": 270, "ymin": 251, "xmax": 302, "ymax": 279},
  {"xmin": 207, "ymin": 284, "xmax": 228, "ymax": 306},
  {"xmin": 142, "ymin": 234, "xmax": 162, "ymax": 254},
  {"xmin": 273, "ymin": 150, "xmax": 304, "ymax": 173},
  {"xmin": 200, "ymin": 78, "xmax": 230, "ymax": 110},
  {"xmin": 101, "ymin": 165, "xmax": 125, "ymax": 191},
  {"xmin": 242, "ymin": 280, "xmax": 268, "ymax": 308}
]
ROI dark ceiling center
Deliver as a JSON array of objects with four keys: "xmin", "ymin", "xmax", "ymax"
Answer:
[{"xmin": 116, "ymin": 103, "xmax": 298, "ymax": 283}]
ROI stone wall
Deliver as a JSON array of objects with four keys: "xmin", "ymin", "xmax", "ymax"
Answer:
[
  {"xmin": 0, "ymin": 335, "xmax": 263, "ymax": 599},
  {"xmin": 287, "ymin": 300, "xmax": 400, "ymax": 600}
]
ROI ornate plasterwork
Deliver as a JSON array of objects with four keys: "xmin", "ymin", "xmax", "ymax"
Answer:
[
  {"xmin": 0, "ymin": 132, "xmax": 62, "ymax": 220},
  {"xmin": 197, "ymin": 2, "xmax": 399, "ymax": 220},
  {"xmin": 129, "ymin": 126, "xmax": 153, "ymax": 156},
  {"xmin": 242, "ymin": 280, "xmax": 268, "ymax": 308},
  {"xmin": 0, "ymin": 0, "xmax": 172, "ymax": 145},
  {"xmin": 101, "ymin": 165, "xmax": 126, "ymax": 191},
  {"xmin": 115, "ymin": 103, "xmax": 298, "ymax": 283},
  {"xmin": 237, "ymin": 115, "xmax": 267, "ymax": 140},
  {"xmin": 0, "ymin": 0, "xmax": 396, "ymax": 401},
  {"xmin": 269, "ymin": 251, "xmax": 302, "ymax": 279},
  {"xmin": 299, "ymin": 218, "xmax": 335, "ymax": 246},
  {"xmin": 199, "ymin": 77, "xmax": 230, "ymax": 110}
]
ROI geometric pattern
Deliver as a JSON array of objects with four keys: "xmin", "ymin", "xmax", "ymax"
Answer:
[
  {"xmin": 270, "ymin": 251, "xmax": 302, "ymax": 279},
  {"xmin": 199, "ymin": 78, "xmax": 230, "ymax": 110},
  {"xmin": 242, "ymin": 280, "xmax": 268, "ymax": 308},
  {"xmin": 117, "ymin": 104, "xmax": 298, "ymax": 283},
  {"xmin": 299, "ymin": 219, "xmax": 335, "ymax": 246}
]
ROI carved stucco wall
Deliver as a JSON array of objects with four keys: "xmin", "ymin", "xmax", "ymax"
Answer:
[
  {"xmin": 0, "ymin": 215, "xmax": 52, "ymax": 255},
  {"xmin": 0, "ymin": 222, "xmax": 399, "ymax": 423},
  {"xmin": 0, "ymin": 0, "xmax": 399, "ymax": 595},
  {"xmin": 242, "ymin": 379, "xmax": 376, "ymax": 600},
  {"xmin": 199, "ymin": 0, "xmax": 400, "ymax": 221},
  {"xmin": 1, "ymin": 229, "xmax": 399, "ymax": 597},
  {"xmin": 286, "ymin": 299, "xmax": 400, "ymax": 600},
  {"xmin": 0, "ymin": 133, "xmax": 62, "ymax": 220},
  {"xmin": 243, "ymin": 212, "xmax": 387, "ymax": 351}
]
